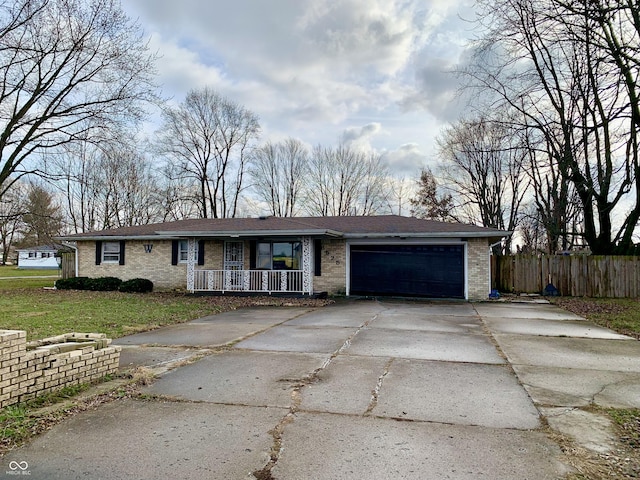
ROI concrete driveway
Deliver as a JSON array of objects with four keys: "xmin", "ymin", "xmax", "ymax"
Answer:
[{"xmin": 3, "ymin": 299, "xmax": 640, "ymax": 479}]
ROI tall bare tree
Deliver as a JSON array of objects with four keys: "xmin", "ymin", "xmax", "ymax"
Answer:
[
  {"xmin": 437, "ymin": 116, "xmax": 527, "ymax": 251},
  {"xmin": 304, "ymin": 145, "xmax": 388, "ymax": 216},
  {"xmin": 0, "ymin": 0, "xmax": 157, "ymax": 201},
  {"xmin": 157, "ymin": 87, "xmax": 260, "ymax": 218},
  {"xmin": 47, "ymin": 133, "xmax": 163, "ymax": 232},
  {"xmin": 470, "ymin": 0, "xmax": 640, "ymax": 254},
  {"xmin": 250, "ymin": 138, "xmax": 308, "ymax": 217},
  {"xmin": 0, "ymin": 181, "xmax": 24, "ymax": 264}
]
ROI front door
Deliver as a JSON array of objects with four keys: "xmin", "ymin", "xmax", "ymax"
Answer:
[{"xmin": 224, "ymin": 241, "xmax": 244, "ymax": 289}]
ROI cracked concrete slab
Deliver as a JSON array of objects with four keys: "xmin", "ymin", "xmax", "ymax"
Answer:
[
  {"xmin": 347, "ymin": 327, "xmax": 505, "ymax": 363},
  {"xmin": 483, "ymin": 316, "xmax": 631, "ymax": 339},
  {"xmin": 494, "ymin": 334, "xmax": 640, "ymax": 372},
  {"xmin": 272, "ymin": 412, "xmax": 569, "ymax": 480},
  {"xmin": 118, "ymin": 345, "xmax": 206, "ymax": 372},
  {"xmin": 513, "ymin": 365, "xmax": 640, "ymax": 408},
  {"xmin": 381, "ymin": 300, "xmax": 478, "ymax": 317},
  {"xmin": 2, "ymin": 399, "xmax": 284, "ymax": 480},
  {"xmin": 145, "ymin": 350, "xmax": 328, "ymax": 407},
  {"xmin": 113, "ymin": 322, "xmax": 266, "ymax": 347},
  {"xmin": 234, "ymin": 324, "xmax": 355, "ymax": 353},
  {"xmin": 371, "ymin": 313, "xmax": 483, "ymax": 334},
  {"xmin": 113, "ymin": 307, "xmax": 310, "ymax": 347},
  {"xmin": 299, "ymin": 355, "xmax": 391, "ymax": 415},
  {"xmin": 541, "ymin": 407, "xmax": 618, "ymax": 453},
  {"xmin": 285, "ymin": 301, "xmax": 384, "ymax": 327},
  {"xmin": 475, "ymin": 302, "xmax": 584, "ymax": 320},
  {"xmin": 374, "ymin": 359, "xmax": 541, "ymax": 429},
  {"xmin": 191, "ymin": 306, "xmax": 314, "ymax": 324}
]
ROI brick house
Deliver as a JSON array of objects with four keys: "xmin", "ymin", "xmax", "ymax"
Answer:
[{"xmin": 58, "ymin": 215, "xmax": 508, "ymax": 300}]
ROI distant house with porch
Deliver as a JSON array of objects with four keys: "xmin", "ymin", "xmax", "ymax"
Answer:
[
  {"xmin": 57, "ymin": 215, "xmax": 509, "ymax": 300},
  {"xmin": 17, "ymin": 245, "xmax": 62, "ymax": 270}
]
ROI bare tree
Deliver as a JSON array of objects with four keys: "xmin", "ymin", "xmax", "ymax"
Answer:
[
  {"xmin": 0, "ymin": 0, "xmax": 157, "ymax": 202},
  {"xmin": 156, "ymin": 87, "xmax": 260, "ymax": 218},
  {"xmin": 97, "ymin": 144, "xmax": 162, "ymax": 228},
  {"xmin": 47, "ymin": 133, "xmax": 163, "ymax": 232},
  {"xmin": 0, "ymin": 181, "xmax": 24, "ymax": 264},
  {"xmin": 20, "ymin": 182, "xmax": 63, "ymax": 246},
  {"xmin": 249, "ymin": 138, "xmax": 308, "ymax": 217},
  {"xmin": 522, "ymin": 127, "xmax": 582, "ymax": 253},
  {"xmin": 470, "ymin": 0, "xmax": 640, "ymax": 254},
  {"xmin": 409, "ymin": 168, "xmax": 454, "ymax": 221},
  {"xmin": 384, "ymin": 177, "xmax": 412, "ymax": 216},
  {"xmin": 437, "ymin": 115, "xmax": 527, "ymax": 252},
  {"xmin": 156, "ymin": 163, "xmax": 201, "ymax": 222},
  {"xmin": 304, "ymin": 144, "xmax": 388, "ymax": 216}
]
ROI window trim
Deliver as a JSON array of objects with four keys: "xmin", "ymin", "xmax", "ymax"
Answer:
[
  {"xmin": 177, "ymin": 240, "xmax": 199, "ymax": 264},
  {"xmin": 102, "ymin": 241, "xmax": 121, "ymax": 264},
  {"xmin": 256, "ymin": 240, "xmax": 302, "ymax": 271}
]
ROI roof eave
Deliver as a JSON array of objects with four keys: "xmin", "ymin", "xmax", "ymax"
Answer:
[
  {"xmin": 156, "ymin": 229, "xmax": 344, "ymax": 238},
  {"xmin": 343, "ymin": 231, "xmax": 512, "ymax": 239}
]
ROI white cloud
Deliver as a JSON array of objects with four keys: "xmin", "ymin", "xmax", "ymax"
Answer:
[{"xmin": 124, "ymin": 0, "xmax": 475, "ymax": 177}]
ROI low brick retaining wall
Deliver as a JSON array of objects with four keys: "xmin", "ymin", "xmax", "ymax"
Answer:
[{"xmin": 0, "ymin": 330, "xmax": 121, "ymax": 409}]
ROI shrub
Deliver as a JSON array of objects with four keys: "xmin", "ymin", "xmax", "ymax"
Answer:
[
  {"xmin": 55, "ymin": 277, "xmax": 91, "ymax": 290},
  {"xmin": 119, "ymin": 278, "xmax": 153, "ymax": 293},
  {"xmin": 87, "ymin": 277, "xmax": 122, "ymax": 291}
]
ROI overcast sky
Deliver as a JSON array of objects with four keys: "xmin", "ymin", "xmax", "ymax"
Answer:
[{"xmin": 124, "ymin": 0, "xmax": 479, "ymax": 178}]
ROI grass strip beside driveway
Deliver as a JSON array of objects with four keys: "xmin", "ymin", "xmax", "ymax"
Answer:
[{"xmin": 0, "ymin": 289, "xmax": 222, "ymax": 340}]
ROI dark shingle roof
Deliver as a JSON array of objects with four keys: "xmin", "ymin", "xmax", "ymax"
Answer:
[{"xmin": 58, "ymin": 215, "xmax": 509, "ymax": 240}]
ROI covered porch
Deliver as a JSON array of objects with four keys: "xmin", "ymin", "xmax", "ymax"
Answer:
[{"xmin": 184, "ymin": 236, "xmax": 315, "ymax": 295}]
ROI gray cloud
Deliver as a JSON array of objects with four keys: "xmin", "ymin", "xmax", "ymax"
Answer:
[{"xmin": 125, "ymin": 0, "xmax": 473, "ymax": 175}]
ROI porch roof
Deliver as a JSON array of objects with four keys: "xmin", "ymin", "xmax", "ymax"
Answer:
[{"xmin": 57, "ymin": 215, "xmax": 509, "ymax": 242}]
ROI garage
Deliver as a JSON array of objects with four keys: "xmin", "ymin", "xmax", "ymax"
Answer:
[{"xmin": 349, "ymin": 244, "xmax": 465, "ymax": 298}]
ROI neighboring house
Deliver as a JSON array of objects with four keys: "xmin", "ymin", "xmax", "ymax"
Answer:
[
  {"xmin": 57, "ymin": 215, "xmax": 509, "ymax": 300},
  {"xmin": 17, "ymin": 245, "xmax": 62, "ymax": 270}
]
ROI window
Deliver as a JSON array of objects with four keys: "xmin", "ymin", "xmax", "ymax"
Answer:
[
  {"xmin": 178, "ymin": 240, "xmax": 198, "ymax": 263},
  {"xmin": 256, "ymin": 241, "xmax": 301, "ymax": 270},
  {"xmin": 102, "ymin": 242, "xmax": 121, "ymax": 263}
]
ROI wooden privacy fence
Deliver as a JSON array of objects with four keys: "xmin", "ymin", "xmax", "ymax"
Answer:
[
  {"xmin": 492, "ymin": 255, "xmax": 640, "ymax": 298},
  {"xmin": 60, "ymin": 251, "xmax": 76, "ymax": 279}
]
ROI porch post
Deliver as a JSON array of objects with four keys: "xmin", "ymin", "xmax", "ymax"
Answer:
[
  {"xmin": 187, "ymin": 238, "xmax": 196, "ymax": 292},
  {"xmin": 302, "ymin": 236, "xmax": 313, "ymax": 295}
]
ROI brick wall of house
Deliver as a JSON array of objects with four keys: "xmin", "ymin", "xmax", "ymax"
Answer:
[
  {"xmin": 78, "ymin": 240, "xmax": 185, "ymax": 290},
  {"xmin": 313, "ymin": 239, "xmax": 347, "ymax": 294},
  {"xmin": 77, "ymin": 237, "xmax": 491, "ymax": 299},
  {"xmin": 467, "ymin": 238, "xmax": 490, "ymax": 300}
]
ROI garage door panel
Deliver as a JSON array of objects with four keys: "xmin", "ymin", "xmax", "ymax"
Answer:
[{"xmin": 350, "ymin": 245, "xmax": 464, "ymax": 298}]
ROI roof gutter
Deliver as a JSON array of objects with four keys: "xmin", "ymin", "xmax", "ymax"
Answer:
[
  {"xmin": 342, "ymin": 231, "xmax": 512, "ymax": 239},
  {"xmin": 156, "ymin": 229, "xmax": 344, "ymax": 238},
  {"xmin": 56, "ymin": 235, "xmax": 181, "ymax": 242}
]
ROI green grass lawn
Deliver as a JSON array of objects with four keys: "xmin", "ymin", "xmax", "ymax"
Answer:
[
  {"xmin": 0, "ymin": 288, "xmax": 224, "ymax": 340},
  {"xmin": 0, "ymin": 277, "xmax": 328, "ymax": 341},
  {"xmin": 0, "ymin": 265, "xmax": 60, "ymax": 277},
  {"xmin": 552, "ymin": 297, "xmax": 640, "ymax": 339}
]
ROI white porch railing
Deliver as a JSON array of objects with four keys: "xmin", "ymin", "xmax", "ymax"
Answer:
[{"xmin": 192, "ymin": 269, "xmax": 307, "ymax": 294}]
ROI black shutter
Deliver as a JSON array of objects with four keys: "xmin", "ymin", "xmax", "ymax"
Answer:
[
  {"xmin": 119, "ymin": 241, "xmax": 126, "ymax": 265},
  {"xmin": 171, "ymin": 240, "xmax": 179, "ymax": 265},
  {"xmin": 95, "ymin": 241, "xmax": 102, "ymax": 265},
  {"xmin": 314, "ymin": 239, "xmax": 322, "ymax": 276},
  {"xmin": 197, "ymin": 240, "xmax": 205, "ymax": 266},
  {"xmin": 249, "ymin": 241, "xmax": 257, "ymax": 269}
]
